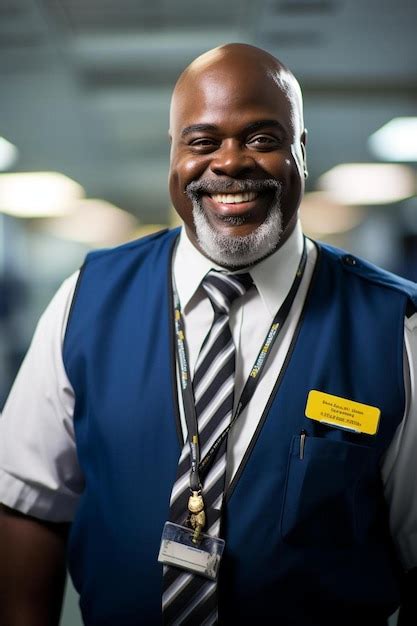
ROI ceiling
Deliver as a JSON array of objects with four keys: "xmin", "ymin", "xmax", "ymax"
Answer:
[{"xmin": 1, "ymin": 0, "xmax": 416, "ymax": 225}]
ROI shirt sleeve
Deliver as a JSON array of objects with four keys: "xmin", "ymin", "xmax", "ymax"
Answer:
[
  {"xmin": 382, "ymin": 312, "xmax": 417, "ymax": 570},
  {"xmin": 0, "ymin": 272, "xmax": 82, "ymax": 522}
]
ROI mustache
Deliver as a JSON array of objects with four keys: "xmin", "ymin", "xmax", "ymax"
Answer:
[{"xmin": 185, "ymin": 178, "xmax": 282, "ymax": 199}]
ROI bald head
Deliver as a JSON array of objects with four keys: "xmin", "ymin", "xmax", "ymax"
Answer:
[{"xmin": 170, "ymin": 43, "xmax": 304, "ymax": 136}]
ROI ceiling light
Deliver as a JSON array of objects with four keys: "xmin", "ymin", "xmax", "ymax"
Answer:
[
  {"xmin": 0, "ymin": 172, "xmax": 84, "ymax": 218},
  {"xmin": 41, "ymin": 199, "xmax": 138, "ymax": 246},
  {"xmin": 300, "ymin": 192, "xmax": 365, "ymax": 236},
  {"xmin": 318, "ymin": 163, "xmax": 415, "ymax": 205},
  {"xmin": 369, "ymin": 118, "xmax": 417, "ymax": 162},
  {"xmin": 0, "ymin": 137, "xmax": 18, "ymax": 171}
]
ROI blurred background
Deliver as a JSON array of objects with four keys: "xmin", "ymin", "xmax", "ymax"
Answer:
[{"xmin": 0, "ymin": 0, "xmax": 416, "ymax": 623}]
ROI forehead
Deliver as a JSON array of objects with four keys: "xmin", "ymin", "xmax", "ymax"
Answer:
[{"xmin": 170, "ymin": 66, "xmax": 296, "ymax": 136}]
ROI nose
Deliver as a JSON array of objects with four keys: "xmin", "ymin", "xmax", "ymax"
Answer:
[{"xmin": 209, "ymin": 140, "xmax": 256, "ymax": 177}]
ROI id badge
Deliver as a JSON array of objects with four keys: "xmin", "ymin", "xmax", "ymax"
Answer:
[
  {"xmin": 158, "ymin": 522, "xmax": 225, "ymax": 580},
  {"xmin": 305, "ymin": 390, "xmax": 381, "ymax": 435}
]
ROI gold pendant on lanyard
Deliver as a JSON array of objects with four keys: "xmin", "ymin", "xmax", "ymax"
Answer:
[{"xmin": 188, "ymin": 491, "xmax": 206, "ymax": 544}]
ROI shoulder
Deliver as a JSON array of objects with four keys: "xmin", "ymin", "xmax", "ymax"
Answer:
[
  {"xmin": 34, "ymin": 271, "xmax": 80, "ymax": 345},
  {"xmin": 64, "ymin": 229, "xmax": 180, "ymax": 338},
  {"xmin": 317, "ymin": 240, "xmax": 417, "ymax": 310}
]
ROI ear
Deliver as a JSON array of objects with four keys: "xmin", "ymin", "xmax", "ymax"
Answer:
[{"xmin": 301, "ymin": 129, "xmax": 308, "ymax": 179}]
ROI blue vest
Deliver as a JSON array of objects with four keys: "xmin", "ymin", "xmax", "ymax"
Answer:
[{"xmin": 63, "ymin": 228, "xmax": 417, "ymax": 626}]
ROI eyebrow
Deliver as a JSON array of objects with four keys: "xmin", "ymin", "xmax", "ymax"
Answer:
[
  {"xmin": 181, "ymin": 124, "xmax": 217, "ymax": 138},
  {"xmin": 244, "ymin": 120, "xmax": 287, "ymax": 134},
  {"xmin": 180, "ymin": 119, "xmax": 287, "ymax": 138}
]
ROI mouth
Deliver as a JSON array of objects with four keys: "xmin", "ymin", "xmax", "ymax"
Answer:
[
  {"xmin": 186, "ymin": 178, "xmax": 282, "ymax": 234},
  {"xmin": 209, "ymin": 191, "xmax": 258, "ymax": 205},
  {"xmin": 203, "ymin": 190, "xmax": 271, "ymax": 226}
]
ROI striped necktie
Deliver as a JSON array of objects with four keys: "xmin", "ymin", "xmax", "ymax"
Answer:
[{"xmin": 162, "ymin": 270, "xmax": 253, "ymax": 625}]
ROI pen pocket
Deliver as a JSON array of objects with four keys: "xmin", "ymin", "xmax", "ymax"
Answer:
[{"xmin": 280, "ymin": 435, "xmax": 377, "ymax": 547}]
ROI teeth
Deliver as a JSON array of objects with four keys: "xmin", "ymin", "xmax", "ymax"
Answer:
[{"xmin": 210, "ymin": 191, "xmax": 258, "ymax": 204}]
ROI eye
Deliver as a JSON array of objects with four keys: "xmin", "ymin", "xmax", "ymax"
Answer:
[
  {"xmin": 188, "ymin": 137, "xmax": 219, "ymax": 152},
  {"xmin": 247, "ymin": 134, "xmax": 282, "ymax": 150}
]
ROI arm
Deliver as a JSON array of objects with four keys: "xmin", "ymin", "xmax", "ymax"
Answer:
[
  {"xmin": 0, "ymin": 504, "xmax": 69, "ymax": 626},
  {"xmin": 0, "ymin": 276, "xmax": 81, "ymax": 625},
  {"xmin": 382, "ymin": 313, "xmax": 417, "ymax": 624}
]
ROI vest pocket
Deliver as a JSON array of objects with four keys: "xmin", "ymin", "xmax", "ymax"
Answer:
[{"xmin": 280, "ymin": 435, "xmax": 378, "ymax": 547}]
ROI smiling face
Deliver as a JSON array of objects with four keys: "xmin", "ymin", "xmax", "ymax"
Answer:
[{"xmin": 169, "ymin": 44, "xmax": 306, "ymax": 267}]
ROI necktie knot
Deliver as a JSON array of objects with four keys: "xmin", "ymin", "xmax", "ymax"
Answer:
[{"xmin": 202, "ymin": 270, "xmax": 253, "ymax": 315}]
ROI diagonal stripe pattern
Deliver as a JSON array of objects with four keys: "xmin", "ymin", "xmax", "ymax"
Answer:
[{"xmin": 162, "ymin": 270, "xmax": 252, "ymax": 625}]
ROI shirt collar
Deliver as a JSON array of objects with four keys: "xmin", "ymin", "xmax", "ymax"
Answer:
[{"xmin": 173, "ymin": 221, "xmax": 305, "ymax": 319}]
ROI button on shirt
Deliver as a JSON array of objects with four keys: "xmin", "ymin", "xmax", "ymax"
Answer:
[{"xmin": 0, "ymin": 222, "xmax": 417, "ymax": 570}]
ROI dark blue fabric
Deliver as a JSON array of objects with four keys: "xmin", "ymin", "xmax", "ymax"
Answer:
[
  {"xmin": 64, "ymin": 229, "xmax": 181, "ymax": 626},
  {"xmin": 63, "ymin": 232, "xmax": 416, "ymax": 625},
  {"xmin": 220, "ymin": 246, "xmax": 411, "ymax": 625}
]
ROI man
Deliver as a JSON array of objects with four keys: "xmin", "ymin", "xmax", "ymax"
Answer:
[{"xmin": 0, "ymin": 43, "xmax": 416, "ymax": 626}]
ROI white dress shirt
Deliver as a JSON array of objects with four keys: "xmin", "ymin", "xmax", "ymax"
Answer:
[{"xmin": 0, "ymin": 222, "xmax": 416, "ymax": 570}]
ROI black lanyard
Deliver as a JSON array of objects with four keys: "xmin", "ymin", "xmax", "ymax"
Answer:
[{"xmin": 173, "ymin": 238, "xmax": 308, "ymax": 492}]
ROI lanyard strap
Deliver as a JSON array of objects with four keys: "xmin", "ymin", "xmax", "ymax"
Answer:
[{"xmin": 174, "ymin": 238, "xmax": 308, "ymax": 491}]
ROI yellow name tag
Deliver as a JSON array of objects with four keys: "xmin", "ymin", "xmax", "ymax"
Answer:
[{"xmin": 305, "ymin": 390, "xmax": 380, "ymax": 435}]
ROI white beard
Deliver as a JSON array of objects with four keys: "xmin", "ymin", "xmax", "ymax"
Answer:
[{"xmin": 191, "ymin": 195, "xmax": 283, "ymax": 268}]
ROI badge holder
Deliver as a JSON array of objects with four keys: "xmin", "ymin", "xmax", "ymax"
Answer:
[{"xmin": 158, "ymin": 521, "xmax": 225, "ymax": 580}]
